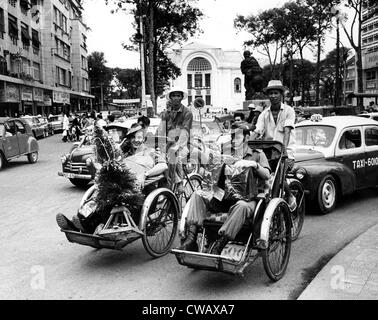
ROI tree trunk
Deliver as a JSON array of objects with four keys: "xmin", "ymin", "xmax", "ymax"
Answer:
[
  {"xmin": 315, "ymin": 28, "xmax": 321, "ymax": 106},
  {"xmin": 147, "ymin": 2, "xmax": 156, "ymax": 115}
]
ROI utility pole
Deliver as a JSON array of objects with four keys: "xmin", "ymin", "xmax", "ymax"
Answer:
[
  {"xmin": 100, "ymin": 83, "xmax": 104, "ymax": 111},
  {"xmin": 139, "ymin": 0, "xmax": 147, "ymax": 116}
]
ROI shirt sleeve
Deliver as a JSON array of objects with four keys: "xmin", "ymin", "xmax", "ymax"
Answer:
[
  {"xmin": 254, "ymin": 111, "xmax": 265, "ymax": 135},
  {"xmin": 258, "ymin": 151, "xmax": 271, "ymax": 172},
  {"xmin": 283, "ymin": 107, "xmax": 295, "ymax": 129},
  {"xmin": 182, "ymin": 108, "xmax": 193, "ymax": 134}
]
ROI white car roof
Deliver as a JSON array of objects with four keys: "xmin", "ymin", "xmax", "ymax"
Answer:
[{"xmin": 296, "ymin": 115, "xmax": 378, "ymax": 129}]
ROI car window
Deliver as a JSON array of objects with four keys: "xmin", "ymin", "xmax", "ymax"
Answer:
[
  {"xmin": 5, "ymin": 121, "xmax": 16, "ymax": 136},
  {"xmin": 295, "ymin": 125, "xmax": 336, "ymax": 147},
  {"xmin": 358, "ymin": 114, "xmax": 370, "ymax": 119},
  {"xmin": 15, "ymin": 120, "xmax": 26, "ymax": 134},
  {"xmin": 373, "ymin": 116, "xmax": 378, "ymax": 122},
  {"xmin": 365, "ymin": 127, "xmax": 378, "ymax": 146},
  {"xmin": 338, "ymin": 129, "xmax": 361, "ymax": 149}
]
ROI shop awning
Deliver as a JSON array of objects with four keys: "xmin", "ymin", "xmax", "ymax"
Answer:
[{"xmin": 347, "ymin": 92, "xmax": 378, "ymax": 98}]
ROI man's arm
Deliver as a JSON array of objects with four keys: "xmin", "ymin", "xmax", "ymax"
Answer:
[
  {"xmin": 250, "ymin": 112, "xmax": 265, "ymax": 140},
  {"xmin": 283, "ymin": 107, "xmax": 295, "ymax": 153},
  {"xmin": 175, "ymin": 109, "xmax": 193, "ymax": 149}
]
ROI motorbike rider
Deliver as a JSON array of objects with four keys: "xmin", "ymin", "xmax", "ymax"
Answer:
[
  {"xmin": 179, "ymin": 126, "xmax": 271, "ymax": 255},
  {"xmin": 55, "ymin": 124, "xmax": 168, "ymax": 234}
]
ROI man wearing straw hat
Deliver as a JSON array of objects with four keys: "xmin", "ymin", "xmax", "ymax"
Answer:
[{"xmin": 250, "ymin": 79, "xmax": 297, "ymax": 211}]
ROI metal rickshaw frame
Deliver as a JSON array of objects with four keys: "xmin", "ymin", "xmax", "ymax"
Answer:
[{"xmin": 172, "ymin": 140, "xmax": 295, "ymax": 281}]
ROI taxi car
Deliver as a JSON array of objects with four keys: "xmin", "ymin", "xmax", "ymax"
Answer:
[
  {"xmin": 48, "ymin": 115, "xmax": 63, "ymax": 133},
  {"xmin": 58, "ymin": 123, "xmax": 130, "ymax": 188},
  {"xmin": 358, "ymin": 112, "xmax": 378, "ymax": 122},
  {"xmin": 0, "ymin": 117, "xmax": 39, "ymax": 170},
  {"xmin": 293, "ymin": 115, "xmax": 378, "ymax": 214}
]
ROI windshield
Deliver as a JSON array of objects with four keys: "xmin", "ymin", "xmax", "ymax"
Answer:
[
  {"xmin": 295, "ymin": 125, "xmax": 336, "ymax": 148},
  {"xmin": 358, "ymin": 114, "xmax": 371, "ymax": 119}
]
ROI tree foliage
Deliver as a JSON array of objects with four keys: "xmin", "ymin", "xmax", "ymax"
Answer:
[
  {"xmin": 112, "ymin": 68, "xmax": 141, "ymax": 99},
  {"xmin": 88, "ymin": 51, "xmax": 114, "ymax": 106}
]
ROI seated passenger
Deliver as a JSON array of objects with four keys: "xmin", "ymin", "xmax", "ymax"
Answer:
[
  {"xmin": 339, "ymin": 131, "xmax": 356, "ymax": 149},
  {"xmin": 56, "ymin": 124, "xmax": 167, "ymax": 234},
  {"xmin": 179, "ymin": 127, "xmax": 271, "ymax": 254}
]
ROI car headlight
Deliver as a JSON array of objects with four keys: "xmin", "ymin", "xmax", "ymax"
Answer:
[
  {"xmin": 295, "ymin": 168, "xmax": 306, "ymax": 180},
  {"xmin": 86, "ymin": 157, "xmax": 94, "ymax": 167},
  {"xmin": 61, "ymin": 155, "xmax": 68, "ymax": 164}
]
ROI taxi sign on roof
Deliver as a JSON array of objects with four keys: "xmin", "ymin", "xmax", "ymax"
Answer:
[{"xmin": 310, "ymin": 114, "xmax": 323, "ymax": 122}]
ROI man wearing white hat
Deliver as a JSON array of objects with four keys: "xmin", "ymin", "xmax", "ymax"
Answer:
[
  {"xmin": 158, "ymin": 86, "xmax": 193, "ymax": 187},
  {"xmin": 245, "ymin": 103, "xmax": 264, "ymax": 132},
  {"xmin": 250, "ymin": 79, "xmax": 297, "ymax": 211}
]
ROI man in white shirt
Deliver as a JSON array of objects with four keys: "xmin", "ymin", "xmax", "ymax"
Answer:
[{"xmin": 250, "ymin": 80, "xmax": 297, "ymax": 211}]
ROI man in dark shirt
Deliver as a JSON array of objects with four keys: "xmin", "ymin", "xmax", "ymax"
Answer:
[
  {"xmin": 158, "ymin": 86, "xmax": 193, "ymax": 186},
  {"xmin": 179, "ymin": 127, "xmax": 271, "ymax": 255}
]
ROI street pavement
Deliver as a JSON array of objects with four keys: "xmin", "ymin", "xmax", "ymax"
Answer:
[
  {"xmin": 1, "ymin": 134, "xmax": 378, "ymax": 300},
  {"xmin": 299, "ymin": 223, "xmax": 378, "ymax": 300}
]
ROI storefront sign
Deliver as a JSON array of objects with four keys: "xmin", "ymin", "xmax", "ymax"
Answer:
[
  {"xmin": 53, "ymin": 91, "xmax": 70, "ymax": 104},
  {"xmin": 4, "ymin": 83, "xmax": 20, "ymax": 103},
  {"xmin": 21, "ymin": 86, "xmax": 33, "ymax": 101},
  {"xmin": 33, "ymin": 88, "xmax": 44, "ymax": 102}
]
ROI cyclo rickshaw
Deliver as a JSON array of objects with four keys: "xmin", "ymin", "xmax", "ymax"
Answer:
[
  {"xmin": 59, "ymin": 124, "xmax": 203, "ymax": 258},
  {"xmin": 172, "ymin": 140, "xmax": 303, "ymax": 281}
]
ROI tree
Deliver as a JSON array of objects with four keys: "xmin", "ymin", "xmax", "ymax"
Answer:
[
  {"xmin": 234, "ymin": 8, "xmax": 285, "ymax": 79},
  {"xmin": 319, "ymin": 46, "xmax": 350, "ymax": 105},
  {"xmin": 88, "ymin": 52, "xmax": 113, "ymax": 110},
  {"xmin": 112, "ymin": 68, "xmax": 141, "ymax": 99},
  {"xmin": 281, "ymin": 1, "xmax": 318, "ymax": 102},
  {"xmin": 105, "ymin": 0, "xmax": 203, "ymax": 114},
  {"xmin": 305, "ymin": 0, "xmax": 341, "ymax": 106}
]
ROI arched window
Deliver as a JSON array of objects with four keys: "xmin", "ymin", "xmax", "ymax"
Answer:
[
  {"xmin": 187, "ymin": 57, "xmax": 212, "ymax": 71},
  {"xmin": 234, "ymin": 78, "xmax": 241, "ymax": 93}
]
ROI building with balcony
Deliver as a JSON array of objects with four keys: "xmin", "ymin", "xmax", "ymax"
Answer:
[
  {"xmin": 345, "ymin": 1, "xmax": 378, "ymax": 107},
  {"xmin": 167, "ymin": 42, "xmax": 245, "ymax": 111},
  {"xmin": 0, "ymin": 0, "xmax": 93, "ymax": 117}
]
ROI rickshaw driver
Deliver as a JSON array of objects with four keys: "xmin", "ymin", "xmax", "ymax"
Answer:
[
  {"xmin": 179, "ymin": 127, "xmax": 271, "ymax": 255},
  {"xmin": 55, "ymin": 125, "xmax": 168, "ymax": 233},
  {"xmin": 250, "ymin": 79, "xmax": 297, "ymax": 211},
  {"xmin": 157, "ymin": 86, "xmax": 193, "ymax": 192}
]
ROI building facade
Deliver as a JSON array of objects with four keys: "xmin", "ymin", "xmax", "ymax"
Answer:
[
  {"xmin": 345, "ymin": 1, "xmax": 378, "ymax": 106},
  {"xmin": 166, "ymin": 42, "xmax": 245, "ymax": 112},
  {"xmin": 0, "ymin": 0, "xmax": 93, "ymax": 117}
]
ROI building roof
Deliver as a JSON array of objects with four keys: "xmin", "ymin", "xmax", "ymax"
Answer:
[{"xmin": 181, "ymin": 42, "xmax": 220, "ymax": 50}]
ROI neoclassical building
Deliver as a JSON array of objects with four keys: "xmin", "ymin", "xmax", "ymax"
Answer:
[{"xmin": 166, "ymin": 42, "xmax": 245, "ymax": 111}]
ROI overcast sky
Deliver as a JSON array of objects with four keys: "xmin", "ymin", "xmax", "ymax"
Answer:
[{"xmin": 82, "ymin": 0, "xmax": 352, "ymax": 69}]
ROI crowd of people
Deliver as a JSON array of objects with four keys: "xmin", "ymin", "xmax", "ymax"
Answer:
[{"xmin": 56, "ymin": 79, "xmax": 300, "ymax": 257}]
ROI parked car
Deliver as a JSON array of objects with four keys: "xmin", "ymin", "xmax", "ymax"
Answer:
[
  {"xmin": 358, "ymin": 112, "xmax": 378, "ymax": 122},
  {"xmin": 292, "ymin": 115, "xmax": 378, "ymax": 214},
  {"xmin": 37, "ymin": 115, "xmax": 54, "ymax": 136},
  {"xmin": 0, "ymin": 117, "xmax": 39, "ymax": 170},
  {"xmin": 48, "ymin": 115, "xmax": 63, "ymax": 133},
  {"xmin": 21, "ymin": 116, "xmax": 45, "ymax": 139}
]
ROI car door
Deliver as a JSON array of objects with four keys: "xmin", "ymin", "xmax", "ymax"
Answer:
[
  {"xmin": 2, "ymin": 121, "xmax": 20, "ymax": 158},
  {"xmin": 335, "ymin": 126, "xmax": 365, "ymax": 189},
  {"xmin": 15, "ymin": 120, "xmax": 28, "ymax": 154},
  {"xmin": 33, "ymin": 118, "xmax": 42, "ymax": 137},
  {"xmin": 363, "ymin": 125, "xmax": 378, "ymax": 187}
]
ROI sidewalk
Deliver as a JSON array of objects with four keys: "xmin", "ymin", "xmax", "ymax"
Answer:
[{"xmin": 298, "ymin": 224, "xmax": 378, "ymax": 300}]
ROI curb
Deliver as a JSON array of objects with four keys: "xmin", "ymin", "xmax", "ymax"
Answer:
[{"xmin": 298, "ymin": 223, "xmax": 378, "ymax": 300}]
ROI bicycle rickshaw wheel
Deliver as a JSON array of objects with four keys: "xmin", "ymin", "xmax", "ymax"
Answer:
[
  {"xmin": 180, "ymin": 174, "xmax": 203, "ymax": 211},
  {"xmin": 262, "ymin": 201, "xmax": 292, "ymax": 282},
  {"xmin": 289, "ymin": 180, "xmax": 305, "ymax": 241},
  {"xmin": 142, "ymin": 190, "xmax": 179, "ymax": 258}
]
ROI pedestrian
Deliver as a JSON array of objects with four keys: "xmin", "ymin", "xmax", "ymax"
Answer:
[
  {"xmin": 250, "ymin": 79, "xmax": 297, "ymax": 211},
  {"xmin": 62, "ymin": 112, "xmax": 70, "ymax": 142}
]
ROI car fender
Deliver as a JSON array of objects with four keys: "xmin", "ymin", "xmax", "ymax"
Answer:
[
  {"xmin": 258, "ymin": 198, "xmax": 290, "ymax": 249},
  {"xmin": 27, "ymin": 136, "xmax": 39, "ymax": 153},
  {"xmin": 295, "ymin": 160, "xmax": 355, "ymax": 200}
]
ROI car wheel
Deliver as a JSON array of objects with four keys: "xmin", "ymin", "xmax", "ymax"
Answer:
[
  {"xmin": 69, "ymin": 178, "xmax": 90, "ymax": 188},
  {"xmin": 316, "ymin": 175, "xmax": 337, "ymax": 214},
  {"xmin": 27, "ymin": 152, "xmax": 38, "ymax": 164}
]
